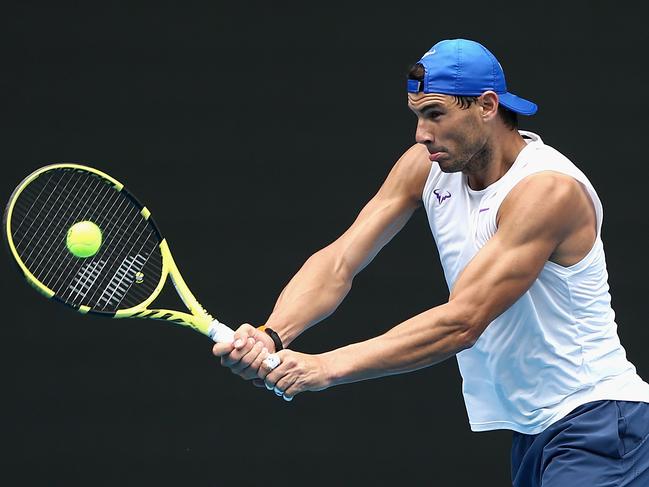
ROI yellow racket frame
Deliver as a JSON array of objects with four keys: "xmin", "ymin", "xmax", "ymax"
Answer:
[{"xmin": 5, "ymin": 163, "xmax": 215, "ymax": 336}]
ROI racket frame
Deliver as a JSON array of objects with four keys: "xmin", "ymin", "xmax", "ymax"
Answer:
[{"xmin": 4, "ymin": 163, "xmax": 228, "ymax": 339}]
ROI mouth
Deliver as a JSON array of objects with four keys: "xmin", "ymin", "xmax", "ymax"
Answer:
[{"xmin": 429, "ymin": 151, "xmax": 444, "ymax": 162}]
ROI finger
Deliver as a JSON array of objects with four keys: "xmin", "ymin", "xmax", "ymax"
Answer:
[
  {"xmin": 263, "ymin": 366, "xmax": 283, "ymax": 390},
  {"xmin": 247, "ymin": 347, "xmax": 270, "ymax": 376},
  {"xmin": 275, "ymin": 375, "xmax": 296, "ymax": 396},
  {"xmin": 263, "ymin": 363, "xmax": 287, "ymax": 390},
  {"xmin": 231, "ymin": 340, "xmax": 266, "ymax": 376},
  {"xmin": 252, "ymin": 379, "xmax": 265, "ymax": 388},
  {"xmin": 262, "ymin": 348, "xmax": 287, "ymax": 374},
  {"xmin": 263, "ymin": 351, "xmax": 293, "ymax": 394},
  {"xmin": 236, "ymin": 337, "xmax": 257, "ymax": 361},
  {"xmin": 282, "ymin": 384, "xmax": 300, "ymax": 401},
  {"xmin": 232, "ymin": 324, "xmax": 256, "ymax": 349},
  {"xmin": 222, "ymin": 337, "xmax": 256, "ymax": 367},
  {"xmin": 262, "ymin": 353, "xmax": 281, "ymax": 370},
  {"xmin": 212, "ymin": 342, "xmax": 234, "ymax": 357},
  {"xmin": 257, "ymin": 349, "xmax": 280, "ymax": 380},
  {"xmin": 240, "ymin": 340, "xmax": 266, "ymax": 368},
  {"xmin": 252, "ymin": 327, "xmax": 278, "ymax": 351}
]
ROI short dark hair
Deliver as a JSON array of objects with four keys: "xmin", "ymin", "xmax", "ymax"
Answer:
[{"xmin": 407, "ymin": 63, "xmax": 518, "ymax": 130}]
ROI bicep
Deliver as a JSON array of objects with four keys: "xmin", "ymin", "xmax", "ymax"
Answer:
[
  {"xmin": 448, "ymin": 173, "xmax": 584, "ymax": 338},
  {"xmin": 448, "ymin": 230, "xmax": 555, "ymax": 337}
]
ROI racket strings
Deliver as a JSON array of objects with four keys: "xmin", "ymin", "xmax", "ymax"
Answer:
[
  {"xmin": 11, "ymin": 169, "xmax": 68, "ymax": 242},
  {"xmin": 49, "ymin": 184, "xmax": 138, "ymax": 297},
  {"xmin": 94, "ymin": 226, "xmax": 158, "ymax": 311},
  {"xmin": 62, "ymin": 193, "xmax": 163, "ymax": 311},
  {"xmin": 58, "ymin": 191, "xmax": 158, "ymax": 310},
  {"xmin": 111, "ymin": 241, "xmax": 162, "ymax": 310},
  {"xmin": 28, "ymin": 176, "xmax": 110, "ymax": 278},
  {"xmin": 36, "ymin": 179, "xmax": 118, "ymax": 286},
  {"xmin": 16, "ymin": 169, "xmax": 116, "ymax": 285},
  {"xmin": 13, "ymin": 170, "xmax": 81, "ymax": 252},
  {"xmin": 76, "ymin": 217, "xmax": 156, "ymax": 310},
  {"xmin": 9, "ymin": 168, "xmax": 163, "ymax": 312},
  {"xmin": 15, "ymin": 173, "xmax": 107, "ymax": 285}
]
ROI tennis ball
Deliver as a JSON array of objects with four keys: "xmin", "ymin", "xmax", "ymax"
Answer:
[{"xmin": 66, "ymin": 221, "xmax": 102, "ymax": 258}]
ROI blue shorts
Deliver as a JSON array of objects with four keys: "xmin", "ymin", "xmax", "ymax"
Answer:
[{"xmin": 511, "ymin": 400, "xmax": 649, "ymax": 486}]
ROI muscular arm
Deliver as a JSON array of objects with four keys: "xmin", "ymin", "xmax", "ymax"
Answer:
[
  {"xmin": 264, "ymin": 172, "xmax": 597, "ymax": 396},
  {"xmin": 266, "ymin": 144, "xmax": 431, "ymax": 346},
  {"xmin": 212, "ymin": 144, "xmax": 430, "ymax": 379}
]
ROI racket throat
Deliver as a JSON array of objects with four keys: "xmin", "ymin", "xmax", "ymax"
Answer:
[{"xmin": 161, "ymin": 240, "xmax": 234, "ymax": 342}]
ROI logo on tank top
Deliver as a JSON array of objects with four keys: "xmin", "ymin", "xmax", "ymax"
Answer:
[{"xmin": 433, "ymin": 189, "xmax": 451, "ymax": 205}]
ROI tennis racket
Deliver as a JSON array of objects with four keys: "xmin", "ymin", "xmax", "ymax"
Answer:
[{"xmin": 3, "ymin": 163, "xmax": 280, "ymax": 369}]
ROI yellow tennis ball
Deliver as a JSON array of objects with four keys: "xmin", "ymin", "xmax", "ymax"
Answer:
[{"xmin": 66, "ymin": 221, "xmax": 102, "ymax": 258}]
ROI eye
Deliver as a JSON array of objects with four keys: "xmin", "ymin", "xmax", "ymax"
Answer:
[{"xmin": 425, "ymin": 111, "xmax": 443, "ymax": 120}]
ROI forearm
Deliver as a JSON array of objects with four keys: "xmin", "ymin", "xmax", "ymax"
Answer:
[
  {"xmin": 321, "ymin": 302, "xmax": 475, "ymax": 386},
  {"xmin": 264, "ymin": 246, "xmax": 353, "ymax": 346}
]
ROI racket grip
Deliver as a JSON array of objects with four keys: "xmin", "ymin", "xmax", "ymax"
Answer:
[
  {"xmin": 207, "ymin": 320, "xmax": 281, "ymax": 371},
  {"xmin": 207, "ymin": 320, "xmax": 235, "ymax": 343}
]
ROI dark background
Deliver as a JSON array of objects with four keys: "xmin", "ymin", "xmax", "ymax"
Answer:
[{"xmin": 1, "ymin": 1, "xmax": 648, "ymax": 486}]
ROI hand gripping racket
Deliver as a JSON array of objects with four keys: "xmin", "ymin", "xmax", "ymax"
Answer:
[{"xmin": 3, "ymin": 163, "xmax": 280, "ymax": 369}]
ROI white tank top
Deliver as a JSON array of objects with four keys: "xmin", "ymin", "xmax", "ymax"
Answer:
[{"xmin": 422, "ymin": 131, "xmax": 649, "ymax": 434}]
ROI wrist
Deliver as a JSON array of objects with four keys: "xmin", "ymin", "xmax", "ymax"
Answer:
[
  {"xmin": 257, "ymin": 325, "xmax": 284, "ymax": 352},
  {"xmin": 319, "ymin": 350, "xmax": 345, "ymax": 388},
  {"xmin": 263, "ymin": 314, "xmax": 298, "ymax": 347}
]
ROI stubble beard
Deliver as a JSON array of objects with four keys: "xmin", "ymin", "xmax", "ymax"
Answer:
[{"xmin": 439, "ymin": 139, "xmax": 492, "ymax": 175}]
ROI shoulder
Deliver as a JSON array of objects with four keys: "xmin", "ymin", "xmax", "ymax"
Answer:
[
  {"xmin": 381, "ymin": 144, "xmax": 431, "ymax": 202},
  {"xmin": 498, "ymin": 171, "xmax": 593, "ymax": 240},
  {"xmin": 506, "ymin": 171, "xmax": 583, "ymax": 205}
]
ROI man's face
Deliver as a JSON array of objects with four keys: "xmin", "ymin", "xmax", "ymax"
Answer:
[{"xmin": 407, "ymin": 92, "xmax": 490, "ymax": 174}]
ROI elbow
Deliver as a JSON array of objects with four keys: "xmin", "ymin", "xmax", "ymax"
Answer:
[
  {"xmin": 456, "ymin": 324, "xmax": 480, "ymax": 350},
  {"xmin": 316, "ymin": 245, "xmax": 354, "ymax": 284},
  {"xmin": 310, "ymin": 246, "xmax": 354, "ymax": 290},
  {"xmin": 333, "ymin": 257, "xmax": 354, "ymax": 287},
  {"xmin": 446, "ymin": 304, "xmax": 486, "ymax": 351}
]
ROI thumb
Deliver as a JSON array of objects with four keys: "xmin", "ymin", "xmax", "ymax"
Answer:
[{"xmin": 212, "ymin": 342, "xmax": 234, "ymax": 357}]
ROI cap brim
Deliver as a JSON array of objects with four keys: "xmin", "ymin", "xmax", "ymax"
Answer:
[{"xmin": 499, "ymin": 92, "xmax": 538, "ymax": 116}]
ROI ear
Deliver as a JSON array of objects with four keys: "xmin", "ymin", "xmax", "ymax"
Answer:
[{"xmin": 478, "ymin": 91, "xmax": 499, "ymax": 122}]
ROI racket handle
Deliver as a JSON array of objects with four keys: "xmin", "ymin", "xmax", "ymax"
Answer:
[
  {"xmin": 207, "ymin": 320, "xmax": 236, "ymax": 343},
  {"xmin": 207, "ymin": 320, "xmax": 281, "ymax": 371}
]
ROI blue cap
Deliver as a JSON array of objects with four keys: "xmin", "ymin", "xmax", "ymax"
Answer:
[{"xmin": 407, "ymin": 39, "xmax": 537, "ymax": 116}]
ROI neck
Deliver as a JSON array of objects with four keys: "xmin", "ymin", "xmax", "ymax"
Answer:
[{"xmin": 465, "ymin": 129, "xmax": 527, "ymax": 190}]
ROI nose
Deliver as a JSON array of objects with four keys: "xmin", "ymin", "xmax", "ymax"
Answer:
[{"xmin": 415, "ymin": 118, "xmax": 434, "ymax": 145}]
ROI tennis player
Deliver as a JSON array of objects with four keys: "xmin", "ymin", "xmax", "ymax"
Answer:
[{"xmin": 213, "ymin": 39, "xmax": 649, "ymax": 485}]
